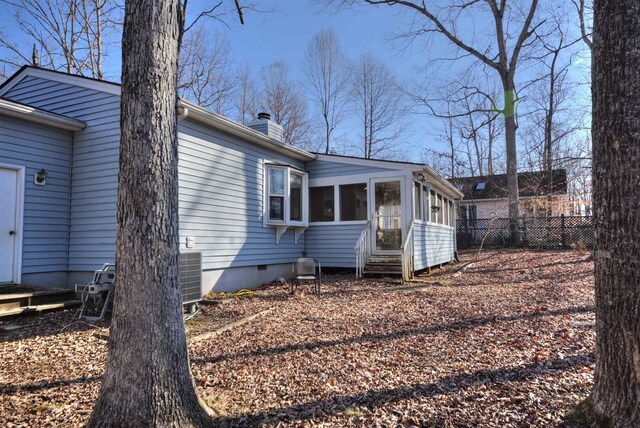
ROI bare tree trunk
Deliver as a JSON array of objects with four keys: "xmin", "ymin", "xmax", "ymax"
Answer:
[
  {"xmin": 86, "ymin": 0, "xmax": 211, "ymax": 425},
  {"xmin": 503, "ymin": 77, "xmax": 520, "ymax": 243},
  {"xmin": 588, "ymin": 0, "xmax": 640, "ymax": 425}
]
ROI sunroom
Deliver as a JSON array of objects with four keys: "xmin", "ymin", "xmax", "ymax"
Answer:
[{"xmin": 302, "ymin": 154, "xmax": 463, "ymax": 281}]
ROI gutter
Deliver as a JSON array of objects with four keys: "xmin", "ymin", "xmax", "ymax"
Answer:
[
  {"xmin": 177, "ymin": 101, "xmax": 316, "ymax": 162},
  {"xmin": 0, "ymin": 98, "xmax": 86, "ymax": 131}
]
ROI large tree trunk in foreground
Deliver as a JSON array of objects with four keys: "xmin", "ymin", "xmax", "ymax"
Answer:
[
  {"xmin": 590, "ymin": 0, "xmax": 640, "ymax": 425},
  {"xmin": 87, "ymin": 0, "xmax": 211, "ymax": 426}
]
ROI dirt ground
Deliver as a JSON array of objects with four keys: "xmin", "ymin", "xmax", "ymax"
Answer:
[{"xmin": 0, "ymin": 249, "xmax": 595, "ymax": 427}]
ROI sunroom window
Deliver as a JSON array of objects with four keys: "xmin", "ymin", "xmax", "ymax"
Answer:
[
  {"xmin": 340, "ymin": 183, "xmax": 367, "ymax": 221},
  {"xmin": 310, "ymin": 186, "xmax": 335, "ymax": 222},
  {"xmin": 265, "ymin": 164, "xmax": 308, "ymax": 226}
]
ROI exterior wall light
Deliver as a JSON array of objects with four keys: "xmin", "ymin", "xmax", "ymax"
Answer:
[{"xmin": 34, "ymin": 168, "xmax": 48, "ymax": 186}]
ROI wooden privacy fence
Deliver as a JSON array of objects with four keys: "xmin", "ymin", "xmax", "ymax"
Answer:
[{"xmin": 456, "ymin": 215, "xmax": 594, "ymax": 249}]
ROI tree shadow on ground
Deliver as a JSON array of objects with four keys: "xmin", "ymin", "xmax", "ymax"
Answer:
[
  {"xmin": 0, "ymin": 312, "xmax": 106, "ymax": 344},
  {"xmin": 192, "ymin": 305, "xmax": 594, "ymax": 366},
  {"xmin": 209, "ymin": 353, "xmax": 595, "ymax": 427},
  {"xmin": 0, "ymin": 375, "xmax": 102, "ymax": 395}
]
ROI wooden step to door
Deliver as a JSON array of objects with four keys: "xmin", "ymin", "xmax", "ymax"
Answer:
[
  {"xmin": 0, "ymin": 288, "xmax": 80, "ymax": 318},
  {"xmin": 0, "ymin": 300, "xmax": 81, "ymax": 318},
  {"xmin": 0, "ymin": 289, "xmax": 76, "ymax": 311}
]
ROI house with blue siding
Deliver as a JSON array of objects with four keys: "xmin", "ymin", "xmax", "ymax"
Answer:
[{"xmin": 0, "ymin": 66, "xmax": 462, "ymax": 294}]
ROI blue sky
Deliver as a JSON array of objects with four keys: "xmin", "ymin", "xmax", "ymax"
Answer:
[{"xmin": 0, "ymin": 0, "xmax": 591, "ymax": 166}]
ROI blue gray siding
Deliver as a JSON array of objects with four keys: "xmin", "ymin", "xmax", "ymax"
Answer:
[
  {"xmin": 5, "ymin": 75, "xmax": 121, "ymax": 271},
  {"xmin": 413, "ymin": 223, "xmax": 455, "ymax": 270},
  {"xmin": 305, "ymin": 223, "xmax": 365, "ymax": 268},
  {"xmin": 0, "ymin": 115, "xmax": 72, "ymax": 274},
  {"xmin": 306, "ymin": 158, "xmax": 395, "ymax": 179},
  {"xmin": 177, "ymin": 119, "xmax": 304, "ymax": 270}
]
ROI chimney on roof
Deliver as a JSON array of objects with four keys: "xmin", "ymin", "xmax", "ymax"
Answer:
[{"xmin": 248, "ymin": 112, "xmax": 283, "ymax": 142}]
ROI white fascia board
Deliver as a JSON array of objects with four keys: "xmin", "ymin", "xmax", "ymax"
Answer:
[
  {"xmin": 0, "ymin": 98, "xmax": 85, "ymax": 131},
  {"xmin": 313, "ymin": 154, "xmax": 463, "ymax": 199},
  {"xmin": 178, "ymin": 100, "xmax": 316, "ymax": 162},
  {"xmin": 0, "ymin": 67, "xmax": 121, "ymax": 97},
  {"xmin": 314, "ymin": 153, "xmax": 423, "ymax": 171},
  {"xmin": 421, "ymin": 165, "xmax": 464, "ymax": 199}
]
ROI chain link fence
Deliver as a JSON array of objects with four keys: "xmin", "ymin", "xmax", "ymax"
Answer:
[{"xmin": 456, "ymin": 215, "xmax": 594, "ymax": 249}]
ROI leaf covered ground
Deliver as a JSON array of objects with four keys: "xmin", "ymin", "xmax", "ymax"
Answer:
[{"xmin": 0, "ymin": 249, "xmax": 595, "ymax": 427}]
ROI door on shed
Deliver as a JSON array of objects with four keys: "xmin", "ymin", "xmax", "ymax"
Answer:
[{"xmin": 0, "ymin": 168, "xmax": 19, "ymax": 282}]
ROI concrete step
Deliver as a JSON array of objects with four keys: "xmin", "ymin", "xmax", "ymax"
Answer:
[
  {"xmin": 0, "ymin": 300, "xmax": 81, "ymax": 318},
  {"xmin": 0, "ymin": 289, "xmax": 76, "ymax": 311}
]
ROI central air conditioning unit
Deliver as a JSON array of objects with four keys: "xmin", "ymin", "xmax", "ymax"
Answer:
[{"xmin": 179, "ymin": 251, "xmax": 202, "ymax": 305}]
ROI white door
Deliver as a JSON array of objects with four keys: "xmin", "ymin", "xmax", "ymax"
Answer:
[
  {"xmin": 370, "ymin": 178, "xmax": 403, "ymax": 255},
  {"xmin": 0, "ymin": 168, "xmax": 18, "ymax": 282}
]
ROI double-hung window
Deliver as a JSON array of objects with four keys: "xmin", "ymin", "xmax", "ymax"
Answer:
[{"xmin": 265, "ymin": 164, "xmax": 308, "ymax": 226}]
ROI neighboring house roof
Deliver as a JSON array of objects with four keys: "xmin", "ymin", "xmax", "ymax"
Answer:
[
  {"xmin": 0, "ymin": 66, "xmax": 314, "ymax": 161},
  {"xmin": 449, "ymin": 169, "xmax": 568, "ymax": 201},
  {"xmin": 0, "ymin": 97, "xmax": 85, "ymax": 131}
]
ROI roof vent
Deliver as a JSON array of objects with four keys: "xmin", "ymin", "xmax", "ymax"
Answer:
[
  {"xmin": 475, "ymin": 182, "xmax": 486, "ymax": 190},
  {"xmin": 257, "ymin": 112, "xmax": 271, "ymax": 120}
]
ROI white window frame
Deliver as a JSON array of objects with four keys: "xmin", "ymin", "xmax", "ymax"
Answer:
[
  {"xmin": 264, "ymin": 163, "xmax": 308, "ymax": 227},
  {"xmin": 308, "ymin": 182, "xmax": 370, "ymax": 226}
]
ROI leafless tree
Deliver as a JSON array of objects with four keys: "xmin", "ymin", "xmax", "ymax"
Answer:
[
  {"xmin": 571, "ymin": 0, "xmax": 592, "ymax": 50},
  {"xmin": 178, "ymin": 26, "xmax": 235, "ymax": 115},
  {"xmin": 0, "ymin": 0, "xmax": 119, "ymax": 78},
  {"xmin": 352, "ymin": 53, "xmax": 404, "ymax": 159},
  {"xmin": 415, "ymin": 79, "xmax": 503, "ymax": 178},
  {"xmin": 234, "ymin": 61, "xmax": 258, "ymax": 124},
  {"xmin": 259, "ymin": 61, "xmax": 312, "ymax": 147},
  {"xmin": 303, "ymin": 28, "xmax": 350, "ymax": 154},
  {"xmin": 324, "ymin": 0, "xmax": 543, "ymax": 241}
]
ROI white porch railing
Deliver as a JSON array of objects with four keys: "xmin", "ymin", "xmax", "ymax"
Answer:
[
  {"xmin": 354, "ymin": 221, "xmax": 371, "ymax": 279},
  {"xmin": 401, "ymin": 221, "xmax": 415, "ymax": 282}
]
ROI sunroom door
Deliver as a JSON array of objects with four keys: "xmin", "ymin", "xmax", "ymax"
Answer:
[{"xmin": 370, "ymin": 178, "xmax": 403, "ymax": 254}]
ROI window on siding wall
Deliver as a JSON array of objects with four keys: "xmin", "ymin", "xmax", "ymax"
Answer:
[
  {"xmin": 340, "ymin": 183, "xmax": 367, "ymax": 221},
  {"xmin": 438, "ymin": 194, "xmax": 444, "ymax": 224},
  {"xmin": 290, "ymin": 173, "xmax": 303, "ymax": 221},
  {"xmin": 268, "ymin": 167, "xmax": 285, "ymax": 222},
  {"xmin": 310, "ymin": 186, "xmax": 335, "ymax": 222},
  {"xmin": 265, "ymin": 165, "xmax": 307, "ymax": 225}
]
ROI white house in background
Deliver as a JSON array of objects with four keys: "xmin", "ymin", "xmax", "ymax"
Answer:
[
  {"xmin": 449, "ymin": 170, "xmax": 569, "ymax": 221},
  {"xmin": 0, "ymin": 66, "xmax": 462, "ymax": 296}
]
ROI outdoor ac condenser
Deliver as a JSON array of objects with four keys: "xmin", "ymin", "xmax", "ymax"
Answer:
[{"xmin": 179, "ymin": 251, "xmax": 202, "ymax": 305}]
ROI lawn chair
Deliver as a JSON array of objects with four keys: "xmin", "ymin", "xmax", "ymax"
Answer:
[
  {"xmin": 291, "ymin": 258, "xmax": 321, "ymax": 294},
  {"xmin": 74, "ymin": 263, "xmax": 115, "ymax": 321}
]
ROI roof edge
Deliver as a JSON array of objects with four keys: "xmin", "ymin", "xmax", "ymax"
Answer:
[
  {"xmin": 178, "ymin": 101, "xmax": 316, "ymax": 162},
  {"xmin": 0, "ymin": 97, "xmax": 85, "ymax": 131}
]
